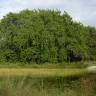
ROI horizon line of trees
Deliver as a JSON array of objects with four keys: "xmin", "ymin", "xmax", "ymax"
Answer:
[{"xmin": 0, "ymin": 9, "xmax": 96, "ymax": 64}]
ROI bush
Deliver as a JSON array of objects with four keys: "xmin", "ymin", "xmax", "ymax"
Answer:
[
  {"xmin": 20, "ymin": 48, "xmax": 37, "ymax": 63},
  {"xmin": 1, "ymin": 49, "xmax": 18, "ymax": 62}
]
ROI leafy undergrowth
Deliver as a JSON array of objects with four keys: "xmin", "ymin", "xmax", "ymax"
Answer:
[{"xmin": 0, "ymin": 61, "xmax": 88, "ymax": 68}]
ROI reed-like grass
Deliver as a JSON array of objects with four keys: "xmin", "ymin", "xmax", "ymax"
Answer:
[
  {"xmin": 0, "ymin": 76, "xmax": 87, "ymax": 96},
  {"xmin": 0, "ymin": 68, "xmax": 94, "ymax": 96},
  {"xmin": 0, "ymin": 75, "xmax": 95, "ymax": 96}
]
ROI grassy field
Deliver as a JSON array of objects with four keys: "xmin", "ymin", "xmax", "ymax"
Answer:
[
  {"xmin": 0, "ymin": 62, "xmax": 95, "ymax": 96},
  {"xmin": 0, "ymin": 68, "xmax": 88, "ymax": 78},
  {"xmin": 0, "ymin": 67, "xmax": 95, "ymax": 96}
]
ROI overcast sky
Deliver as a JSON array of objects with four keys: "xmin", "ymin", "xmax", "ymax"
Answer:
[{"xmin": 0, "ymin": 0, "xmax": 96, "ymax": 26}]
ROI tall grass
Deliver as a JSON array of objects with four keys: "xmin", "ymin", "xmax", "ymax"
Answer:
[
  {"xmin": 0, "ymin": 67, "xmax": 94, "ymax": 96},
  {"xmin": 0, "ymin": 75, "xmax": 95, "ymax": 96}
]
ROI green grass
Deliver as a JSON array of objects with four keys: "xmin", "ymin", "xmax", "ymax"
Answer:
[
  {"xmin": 0, "ymin": 75, "xmax": 95, "ymax": 96},
  {"xmin": 0, "ymin": 68, "xmax": 88, "ymax": 78},
  {"xmin": 0, "ymin": 67, "xmax": 94, "ymax": 96},
  {"xmin": 0, "ymin": 76, "xmax": 83, "ymax": 96},
  {"xmin": 0, "ymin": 62, "xmax": 95, "ymax": 96},
  {"xmin": 0, "ymin": 61, "xmax": 88, "ymax": 68}
]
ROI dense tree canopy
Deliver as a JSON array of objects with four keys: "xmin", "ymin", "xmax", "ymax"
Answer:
[{"xmin": 0, "ymin": 9, "xmax": 95, "ymax": 64}]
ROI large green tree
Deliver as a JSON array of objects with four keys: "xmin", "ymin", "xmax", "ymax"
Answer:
[{"xmin": 0, "ymin": 9, "xmax": 89, "ymax": 63}]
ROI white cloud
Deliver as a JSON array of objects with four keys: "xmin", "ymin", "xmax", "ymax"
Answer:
[{"xmin": 0, "ymin": 0, "xmax": 96, "ymax": 26}]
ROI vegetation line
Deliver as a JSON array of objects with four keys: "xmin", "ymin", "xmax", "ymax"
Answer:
[
  {"xmin": 0, "ymin": 9, "xmax": 95, "ymax": 64},
  {"xmin": 0, "ymin": 68, "xmax": 88, "ymax": 77}
]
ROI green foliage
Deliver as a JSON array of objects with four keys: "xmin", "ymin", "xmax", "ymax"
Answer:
[
  {"xmin": 20, "ymin": 48, "xmax": 37, "ymax": 63},
  {"xmin": 0, "ymin": 9, "xmax": 91, "ymax": 63},
  {"xmin": 2, "ymin": 49, "xmax": 17, "ymax": 62},
  {"xmin": 87, "ymin": 26, "xmax": 96, "ymax": 60},
  {"xmin": 58, "ymin": 48, "xmax": 67, "ymax": 62}
]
